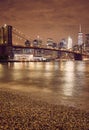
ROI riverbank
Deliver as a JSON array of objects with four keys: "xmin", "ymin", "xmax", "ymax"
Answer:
[{"xmin": 0, "ymin": 88, "xmax": 89, "ymax": 130}]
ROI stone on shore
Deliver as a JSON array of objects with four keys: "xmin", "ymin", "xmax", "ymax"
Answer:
[{"xmin": 0, "ymin": 89, "xmax": 89, "ymax": 130}]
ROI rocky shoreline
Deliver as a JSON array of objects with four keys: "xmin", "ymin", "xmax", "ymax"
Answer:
[{"xmin": 0, "ymin": 88, "xmax": 89, "ymax": 130}]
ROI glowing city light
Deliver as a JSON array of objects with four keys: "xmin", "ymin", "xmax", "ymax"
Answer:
[
  {"xmin": 67, "ymin": 36, "xmax": 73, "ymax": 49},
  {"xmin": 78, "ymin": 25, "xmax": 83, "ymax": 45},
  {"xmin": 4, "ymin": 24, "xmax": 7, "ymax": 27}
]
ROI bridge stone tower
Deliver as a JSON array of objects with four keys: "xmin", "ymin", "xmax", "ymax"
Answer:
[
  {"xmin": 0, "ymin": 24, "xmax": 12, "ymax": 46},
  {"xmin": 0, "ymin": 24, "xmax": 13, "ymax": 60}
]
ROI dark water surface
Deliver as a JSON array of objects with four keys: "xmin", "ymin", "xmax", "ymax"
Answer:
[{"xmin": 0, "ymin": 61, "xmax": 89, "ymax": 111}]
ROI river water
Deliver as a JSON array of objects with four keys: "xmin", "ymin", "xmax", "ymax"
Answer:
[{"xmin": 0, "ymin": 61, "xmax": 89, "ymax": 111}]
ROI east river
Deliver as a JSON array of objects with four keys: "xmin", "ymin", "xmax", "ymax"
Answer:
[{"xmin": 0, "ymin": 60, "xmax": 89, "ymax": 111}]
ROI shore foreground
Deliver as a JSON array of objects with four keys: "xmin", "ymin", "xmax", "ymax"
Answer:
[{"xmin": 0, "ymin": 88, "xmax": 89, "ymax": 130}]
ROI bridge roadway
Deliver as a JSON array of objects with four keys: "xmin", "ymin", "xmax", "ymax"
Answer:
[
  {"xmin": 0, "ymin": 44, "xmax": 89, "ymax": 60},
  {"xmin": 12, "ymin": 45, "xmax": 88, "ymax": 55},
  {"xmin": 12, "ymin": 45, "xmax": 89, "ymax": 60}
]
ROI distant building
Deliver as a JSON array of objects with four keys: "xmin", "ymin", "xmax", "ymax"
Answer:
[
  {"xmin": 25, "ymin": 40, "xmax": 30, "ymax": 47},
  {"xmin": 85, "ymin": 34, "xmax": 89, "ymax": 44},
  {"xmin": 52, "ymin": 42, "xmax": 57, "ymax": 48},
  {"xmin": 58, "ymin": 38, "xmax": 67, "ymax": 49},
  {"xmin": 85, "ymin": 34, "xmax": 89, "ymax": 52},
  {"xmin": 33, "ymin": 39, "xmax": 39, "ymax": 47},
  {"xmin": 78, "ymin": 25, "xmax": 83, "ymax": 46},
  {"xmin": 47, "ymin": 38, "xmax": 53, "ymax": 47},
  {"xmin": 33, "ymin": 36, "xmax": 42, "ymax": 47},
  {"xmin": 67, "ymin": 36, "xmax": 73, "ymax": 49},
  {"xmin": 0, "ymin": 27, "xmax": 3, "ymax": 44}
]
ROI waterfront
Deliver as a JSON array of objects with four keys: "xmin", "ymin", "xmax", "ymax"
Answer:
[
  {"xmin": 0, "ymin": 61, "xmax": 89, "ymax": 110},
  {"xmin": 0, "ymin": 61, "xmax": 89, "ymax": 129}
]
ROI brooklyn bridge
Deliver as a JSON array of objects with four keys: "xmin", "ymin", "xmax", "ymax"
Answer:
[{"xmin": 0, "ymin": 24, "xmax": 89, "ymax": 61}]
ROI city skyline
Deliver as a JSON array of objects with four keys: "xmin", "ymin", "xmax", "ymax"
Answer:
[{"xmin": 0, "ymin": 0, "xmax": 89, "ymax": 43}]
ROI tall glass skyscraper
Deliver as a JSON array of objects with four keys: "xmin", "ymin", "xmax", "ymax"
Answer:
[
  {"xmin": 78, "ymin": 25, "xmax": 83, "ymax": 46},
  {"xmin": 67, "ymin": 36, "xmax": 73, "ymax": 49}
]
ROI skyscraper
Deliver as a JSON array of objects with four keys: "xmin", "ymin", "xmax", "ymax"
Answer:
[
  {"xmin": 85, "ymin": 34, "xmax": 89, "ymax": 51},
  {"xmin": 67, "ymin": 36, "xmax": 73, "ymax": 49},
  {"xmin": 0, "ymin": 26, "xmax": 4, "ymax": 44},
  {"xmin": 78, "ymin": 25, "xmax": 83, "ymax": 46}
]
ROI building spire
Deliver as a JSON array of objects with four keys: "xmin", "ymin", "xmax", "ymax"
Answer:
[{"xmin": 79, "ymin": 24, "xmax": 81, "ymax": 32}]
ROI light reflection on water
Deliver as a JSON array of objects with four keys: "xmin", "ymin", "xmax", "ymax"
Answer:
[{"xmin": 0, "ymin": 61, "xmax": 89, "ymax": 110}]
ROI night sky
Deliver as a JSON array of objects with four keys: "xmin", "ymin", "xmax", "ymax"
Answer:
[{"xmin": 0, "ymin": 0, "xmax": 89, "ymax": 44}]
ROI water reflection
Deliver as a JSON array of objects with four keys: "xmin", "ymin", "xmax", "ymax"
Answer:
[
  {"xmin": 63, "ymin": 61, "xmax": 75, "ymax": 96},
  {"xmin": 0, "ymin": 61, "xmax": 89, "ymax": 110}
]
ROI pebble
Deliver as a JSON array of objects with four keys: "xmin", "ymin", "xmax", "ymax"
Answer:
[{"xmin": 0, "ymin": 89, "xmax": 89, "ymax": 130}]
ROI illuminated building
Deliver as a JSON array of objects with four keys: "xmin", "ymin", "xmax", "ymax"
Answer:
[
  {"xmin": 58, "ymin": 38, "xmax": 67, "ymax": 49},
  {"xmin": 85, "ymin": 34, "xmax": 89, "ymax": 44},
  {"xmin": 33, "ymin": 36, "xmax": 42, "ymax": 47},
  {"xmin": 33, "ymin": 39, "xmax": 39, "ymax": 47},
  {"xmin": 47, "ymin": 38, "xmax": 53, "ymax": 47},
  {"xmin": 0, "ymin": 27, "xmax": 4, "ymax": 44},
  {"xmin": 67, "ymin": 36, "xmax": 73, "ymax": 49},
  {"xmin": 0, "ymin": 24, "xmax": 12, "ymax": 45},
  {"xmin": 25, "ymin": 40, "xmax": 30, "ymax": 47},
  {"xmin": 78, "ymin": 25, "xmax": 83, "ymax": 46},
  {"xmin": 85, "ymin": 34, "xmax": 89, "ymax": 51}
]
